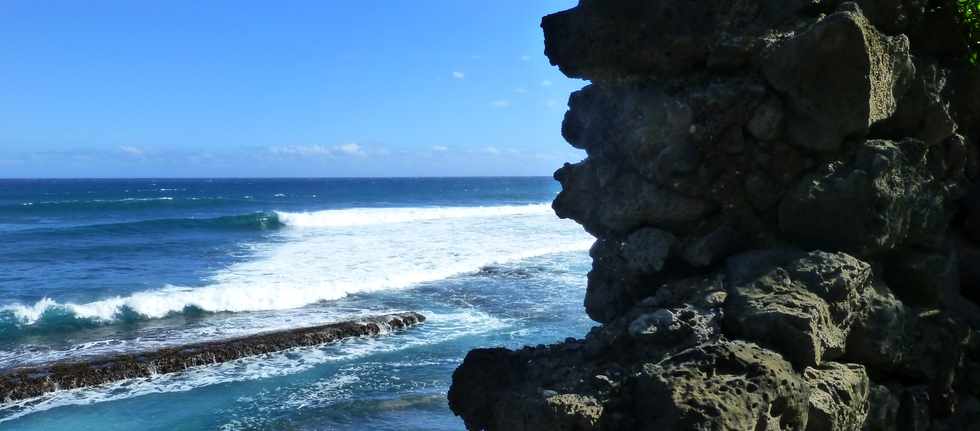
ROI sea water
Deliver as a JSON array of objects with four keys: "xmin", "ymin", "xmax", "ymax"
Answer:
[{"xmin": 0, "ymin": 177, "xmax": 594, "ymax": 430}]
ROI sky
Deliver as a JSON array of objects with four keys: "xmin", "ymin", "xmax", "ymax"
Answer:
[{"xmin": 0, "ymin": 1, "xmax": 585, "ymax": 178}]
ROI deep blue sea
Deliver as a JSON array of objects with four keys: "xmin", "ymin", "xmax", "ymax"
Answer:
[{"xmin": 0, "ymin": 178, "xmax": 594, "ymax": 430}]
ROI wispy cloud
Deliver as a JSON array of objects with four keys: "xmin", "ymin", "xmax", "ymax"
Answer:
[
  {"xmin": 267, "ymin": 143, "xmax": 367, "ymax": 158},
  {"xmin": 337, "ymin": 143, "xmax": 365, "ymax": 156},
  {"xmin": 475, "ymin": 146, "xmax": 526, "ymax": 157},
  {"xmin": 514, "ymin": 87, "xmax": 528, "ymax": 94},
  {"xmin": 118, "ymin": 145, "xmax": 145, "ymax": 157},
  {"xmin": 520, "ymin": 55, "xmax": 531, "ymax": 62},
  {"xmin": 545, "ymin": 99, "xmax": 560, "ymax": 109},
  {"xmin": 268, "ymin": 145, "xmax": 334, "ymax": 157},
  {"xmin": 491, "ymin": 99, "xmax": 511, "ymax": 108},
  {"xmin": 452, "ymin": 71, "xmax": 465, "ymax": 80},
  {"xmin": 540, "ymin": 80, "xmax": 553, "ymax": 87},
  {"xmin": 431, "ymin": 145, "xmax": 449, "ymax": 152}
]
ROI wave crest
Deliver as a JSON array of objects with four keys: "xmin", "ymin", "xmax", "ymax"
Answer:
[
  {"xmin": 273, "ymin": 204, "xmax": 552, "ymax": 228},
  {"xmin": 2, "ymin": 202, "xmax": 592, "ymax": 334},
  {"xmin": 0, "ymin": 242, "xmax": 591, "ymax": 330}
]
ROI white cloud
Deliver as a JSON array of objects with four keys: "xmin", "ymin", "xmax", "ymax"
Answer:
[
  {"xmin": 484, "ymin": 146, "xmax": 501, "ymax": 155},
  {"xmin": 520, "ymin": 55, "xmax": 531, "ymax": 62},
  {"xmin": 514, "ymin": 87, "xmax": 528, "ymax": 94},
  {"xmin": 118, "ymin": 145, "xmax": 145, "ymax": 157},
  {"xmin": 268, "ymin": 145, "xmax": 334, "ymax": 157},
  {"xmin": 540, "ymin": 80, "xmax": 553, "ymax": 87},
  {"xmin": 491, "ymin": 99, "xmax": 511, "ymax": 108},
  {"xmin": 337, "ymin": 143, "xmax": 365, "ymax": 156},
  {"xmin": 431, "ymin": 145, "xmax": 449, "ymax": 152},
  {"xmin": 452, "ymin": 71, "xmax": 465, "ymax": 80},
  {"xmin": 545, "ymin": 99, "xmax": 560, "ymax": 109},
  {"xmin": 268, "ymin": 143, "xmax": 366, "ymax": 158}
]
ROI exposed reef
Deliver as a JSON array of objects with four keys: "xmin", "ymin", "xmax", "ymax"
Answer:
[
  {"xmin": 449, "ymin": 0, "xmax": 980, "ymax": 429},
  {"xmin": 1, "ymin": 312, "xmax": 425, "ymax": 402}
]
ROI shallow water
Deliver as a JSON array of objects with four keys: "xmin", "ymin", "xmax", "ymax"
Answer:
[{"xmin": 0, "ymin": 178, "xmax": 594, "ymax": 430}]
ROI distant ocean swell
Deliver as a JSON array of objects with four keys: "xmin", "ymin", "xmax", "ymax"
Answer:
[
  {"xmin": 0, "ymin": 203, "xmax": 591, "ymax": 337},
  {"xmin": 6, "ymin": 203, "xmax": 555, "ymax": 236},
  {"xmin": 0, "ymin": 196, "xmax": 246, "ymax": 215},
  {"xmin": 19, "ymin": 212, "xmax": 284, "ymax": 236}
]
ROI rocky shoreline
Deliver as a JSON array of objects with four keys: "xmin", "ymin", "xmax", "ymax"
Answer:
[
  {"xmin": 0, "ymin": 312, "xmax": 425, "ymax": 402},
  {"xmin": 449, "ymin": 1, "xmax": 980, "ymax": 429}
]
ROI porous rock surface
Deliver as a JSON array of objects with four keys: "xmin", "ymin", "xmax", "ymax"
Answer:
[{"xmin": 450, "ymin": 0, "xmax": 980, "ymax": 429}]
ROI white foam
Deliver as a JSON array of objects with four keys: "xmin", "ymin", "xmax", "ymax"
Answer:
[
  {"xmin": 274, "ymin": 203, "xmax": 553, "ymax": 228},
  {"xmin": 95, "ymin": 197, "xmax": 175, "ymax": 203},
  {"xmin": 5, "ymin": 297, "xmax": 58, "ymax": 323},
  {"xmin": 2, "ymin": 204, "xmax": 592, "ymax": 324}
]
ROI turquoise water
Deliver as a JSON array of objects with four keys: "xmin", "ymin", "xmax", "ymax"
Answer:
[{"xmin": 0, "ymin": 178, "xmax": 594, "ymax": 430}]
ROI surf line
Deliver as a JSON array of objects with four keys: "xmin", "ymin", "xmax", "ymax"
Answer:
[{"xmin": 0, "ymin": 312, "xmax": 425, "ymax": 402}]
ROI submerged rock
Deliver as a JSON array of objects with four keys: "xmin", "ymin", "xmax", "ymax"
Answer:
[{"xmin": 0, "ymin": 312, "xmax": 425, "ymax": 402}]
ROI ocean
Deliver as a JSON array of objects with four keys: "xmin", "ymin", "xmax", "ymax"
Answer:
[{"xmin": 0, "ymin": 177, "xmax": 594, "ymax": 430}]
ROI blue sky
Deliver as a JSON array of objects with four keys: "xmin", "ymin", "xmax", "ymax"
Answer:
[{"xmin": 0, "ymin": 1, "xmax": 584, "ymax": 178}]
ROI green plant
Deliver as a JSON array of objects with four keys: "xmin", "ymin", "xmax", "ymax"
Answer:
[{"xmin": 956, "ymin": 0, "xmax": 980, "ymax": 64}]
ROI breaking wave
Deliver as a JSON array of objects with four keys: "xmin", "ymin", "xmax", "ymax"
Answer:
[{"xmin": 1, "ymin": 203, "xmax": 592, "ymax": 332}]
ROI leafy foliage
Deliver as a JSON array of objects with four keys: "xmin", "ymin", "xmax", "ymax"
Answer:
[{"xmin": 956, "ymin": 0, "xmax": 980, "ymax": 64}]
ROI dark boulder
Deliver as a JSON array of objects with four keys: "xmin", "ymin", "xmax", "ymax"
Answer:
[
  {"xmin": 554, "ymin": 160, "xmax": 714, "ymax": 237},
  {"xmin": 779, "ymin": 139, "xmax": 949, "ymax": 256},
  {"xmin": 725, "ymin": 252, "xmax": 871, "ymax": 367},
  {"xmin": 760, "ymin": 6, "xmax": 914, "ymax": 152},
  {"xmin": 630, "ymin": 340, "xmax": 809, "ymax": 430},
  {"xmin": 803, "ymin": 362, "xmax": 870, "ymax": 431}
]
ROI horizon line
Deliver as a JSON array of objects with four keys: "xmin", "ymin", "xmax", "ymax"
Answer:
[{"xmin": 0, "ymin": 175, "xmax": 556, "ymax": 180}]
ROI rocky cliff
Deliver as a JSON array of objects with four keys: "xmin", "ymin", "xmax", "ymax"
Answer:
[{"xmin": 448, "ymin": 0, "xmax": 980, "ymax": 429}]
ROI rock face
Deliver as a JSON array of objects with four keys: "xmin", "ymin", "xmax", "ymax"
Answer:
[
  {"xmin": 761, "ymin": 6, "xmax": 914, "ymax": 152},
  {"xmin": 450, "ymin": 0, "xmax": 980, "ymax": 430},
  {"xmin": 631, "ymin": 340, "xmax": 810, "ymax": 430},
  {"xmin": 803, "ymin": 363, "xmax": 870, "ymax": 431},
  {"xmin": 725, "ymin": 252, "xmax": 871, "ymax": 368},
  {"xmin": 778, "ymin": 139, "xmax": 951, "ymax": 255}
]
